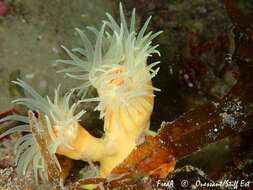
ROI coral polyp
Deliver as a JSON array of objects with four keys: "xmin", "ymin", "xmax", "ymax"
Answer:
[
  {"xmin": 0, "ymin": 79, "xmax": 85, "ymax": 183},
  {"xmin": 12, "ymin": 80, "xmax": 86, "ymax": 153},
  {"xmin": 58, "ymin": 3, "xmax": 162, "ymax": 118}
]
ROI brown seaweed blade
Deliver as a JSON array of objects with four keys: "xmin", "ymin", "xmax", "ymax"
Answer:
[{"xmin": 28, "ymin": 111, "xmax": 62, "ymax": 190}]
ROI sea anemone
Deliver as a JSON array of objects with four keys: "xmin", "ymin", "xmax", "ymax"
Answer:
[
  {"xmin": 0, "ymin": 79, "xmax": 85, "ymax": 183},
  {"xmin": 12, "ymin": 80, "xmax": 86, "ymax": 154},
  {"xmin": 57, "ymin": 3, "xmax": 162, "ymax": 119}
]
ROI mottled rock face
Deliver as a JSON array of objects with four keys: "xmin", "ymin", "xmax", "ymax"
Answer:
[
  {"xmin": 226, "ymin": 0, "xmax": 253, "ymax": 63},
  {"xmin": 226, "ymin": 0, "xmax": 253, "ymax": 35}
]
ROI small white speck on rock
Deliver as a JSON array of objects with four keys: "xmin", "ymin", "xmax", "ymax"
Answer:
[
  {"xmin": 25, "ymin": 73, "xmax": 35, "ymax": 79},
  {"xmin": 52, "ymin": 47, "xmax": 59, "ymax": 54}
]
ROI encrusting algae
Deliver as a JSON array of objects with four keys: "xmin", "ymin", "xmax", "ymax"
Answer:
[{"xmin": 0, "ymin": 3, "xmax": 162, "ymax": 188}]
